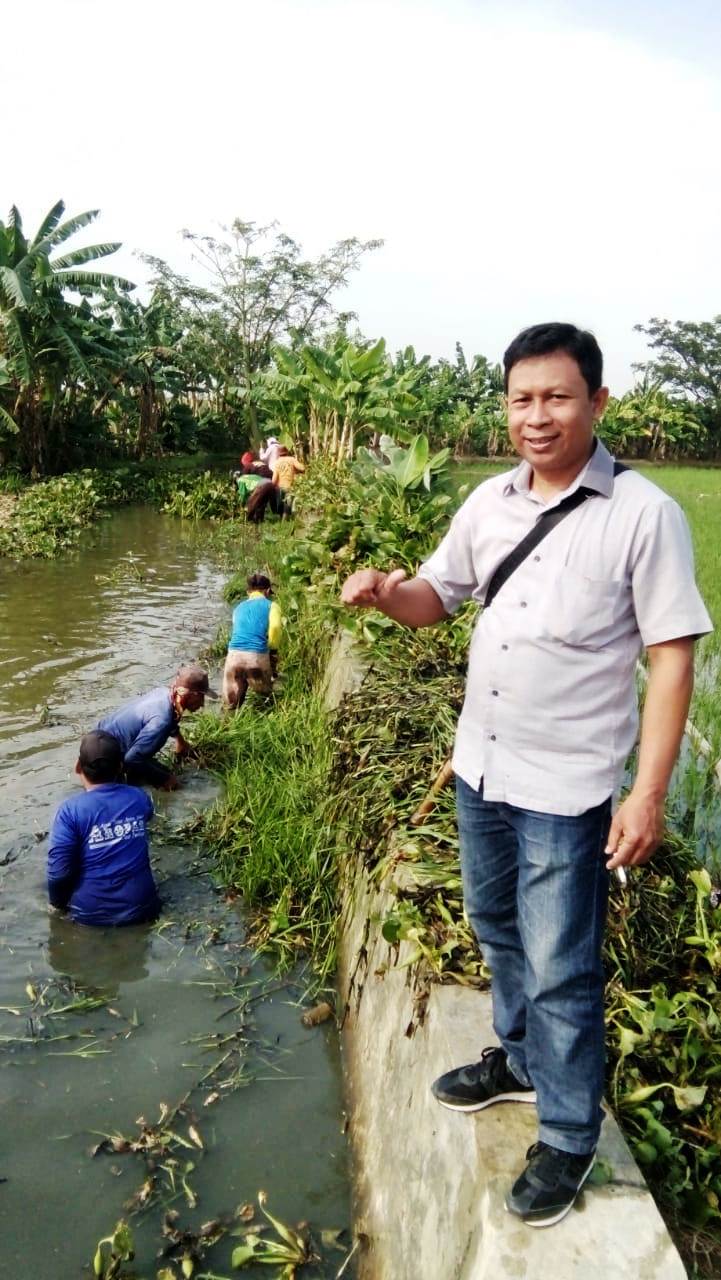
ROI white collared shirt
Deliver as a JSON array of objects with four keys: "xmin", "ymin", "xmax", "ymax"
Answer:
[{"xmin": 418, "ymin": 440, "xmax": 712, "ymax": 815}]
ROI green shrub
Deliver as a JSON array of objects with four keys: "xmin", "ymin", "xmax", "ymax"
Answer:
[{"xmin": 161, "ymin": 470, "xmax": 241, "ymax": 521}]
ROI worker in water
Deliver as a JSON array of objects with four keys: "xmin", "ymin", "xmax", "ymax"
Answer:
[
  {"xmin": 96, "ymin": 664, "xmax": 218, "ymax": 790},
  {"xmin": 47, "ymin": 730, "xmax": 160, "ymax": 926}
]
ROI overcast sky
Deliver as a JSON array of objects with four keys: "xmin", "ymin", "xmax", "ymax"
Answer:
[{"xmin": 4, "ymin": 0, "xmax": 721, "ymax": 389}]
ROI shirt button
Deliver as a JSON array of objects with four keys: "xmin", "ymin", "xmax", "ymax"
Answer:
[
  {"xmin": 520, "ymin": 601, "xmax": 527, "ymax": 608},
  {"xmin": 501, "ymin": 643, "xmax": 509, "ymax": 650},
  {"xmin": 491, "ymin": 689, "xmax": 499, "ymax": 696},
  {"xmin": 533, "ymin": 555, "xmax": 541, "ymax": 562},
  {"xmin": 490, "ymin": 734, "xmax": 496, "ymax": 741}
]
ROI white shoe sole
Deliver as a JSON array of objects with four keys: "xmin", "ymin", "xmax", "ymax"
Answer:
[
  {"xmin": 507, "ymin": 1154, "xmax": 596, "ymax": 1228},
  {"xmin": 435, "ymin": 1090, "xmax": 537, "ymax": 1113}
]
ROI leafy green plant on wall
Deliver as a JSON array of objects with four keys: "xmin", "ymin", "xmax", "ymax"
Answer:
[{"xmin": 284, "ymin": 433, "xmax": 460, "ymax": 594}]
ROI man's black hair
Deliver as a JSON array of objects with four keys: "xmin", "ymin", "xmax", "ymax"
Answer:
[
  {"xmin": 248, "ymin": 572, "xmax": 272, "ymax": 592},
  {"xmin": 503, "ymin": 323, "xmax": 603, "ymax": 396},
  {"xmin": 78, "ymin": 730, "xmax": 123, "ymax": 784}
]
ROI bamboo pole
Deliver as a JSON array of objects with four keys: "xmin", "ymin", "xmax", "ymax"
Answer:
[{"xmin": 409, "ymin": 759, "xmax": 455, "ymax": 826}]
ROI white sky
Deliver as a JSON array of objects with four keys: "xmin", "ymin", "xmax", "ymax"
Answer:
[{"xmin": 4, "ymin": 0, "xmax": 721, "ymax": 390}]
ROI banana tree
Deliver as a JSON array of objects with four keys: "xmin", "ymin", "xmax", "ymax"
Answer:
[
  {"xmin": 357, "ymin": 432, "xmax": 451, "ymax": 494},
  {"xmin": 261, "ymin": 334, "xmax": 420, "ymax": 462},
  {"xmin": 94, "ymin": 288, "xmax": 193, "ymax": 458},
  {"xmin": 0, "ymin": 201, "xmax": 133, "ymax": 472},
  {"xmin": 600, "ymin": 378, "xmax": 706, "ymax": 460}
]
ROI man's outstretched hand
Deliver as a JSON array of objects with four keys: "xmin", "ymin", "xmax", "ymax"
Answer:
[
  {"xmin": 339, "ymin": 568, "xmax": 447, "ymax": 629},
  {"xmin": 340, "ymin": 568, "xmax": 407, "ymax": 607}
]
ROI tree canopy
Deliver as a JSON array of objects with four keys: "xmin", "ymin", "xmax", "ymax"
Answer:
[{"xmin": 2, "ymin": 198, "xmax": 720, "ymax": 476}]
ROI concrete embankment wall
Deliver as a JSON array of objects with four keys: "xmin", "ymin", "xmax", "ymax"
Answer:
[{"xmin": 326, "ymin": 636, "xmax": 688, "ymax": 1280}]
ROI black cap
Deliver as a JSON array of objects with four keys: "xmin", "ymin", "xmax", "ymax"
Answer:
[{"xmin": 79, "ymin": 730, "xmax": 123, "ymax": 782}]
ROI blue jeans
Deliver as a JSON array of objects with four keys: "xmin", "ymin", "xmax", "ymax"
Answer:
[{"xmin": 455, "ymin": 776, "xmax": 612, "ymax": 1154}]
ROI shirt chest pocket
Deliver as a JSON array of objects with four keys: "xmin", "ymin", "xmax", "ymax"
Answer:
[{"xmin": 539, "ymin": 567, "xmax": 624, "ymax": 649}]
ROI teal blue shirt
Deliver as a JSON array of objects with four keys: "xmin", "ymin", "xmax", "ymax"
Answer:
[{"xmin": 229, "ymin": 594, "xmax": 274, "ymax": 653}]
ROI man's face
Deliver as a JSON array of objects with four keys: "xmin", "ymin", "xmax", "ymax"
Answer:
[
  {"xmin": 506, "ymin": 351, "xmax": 609, "ymax": 480},
  {"xmin": 175, "ymin": 686, "xmax": 205, "ymax": 713}
]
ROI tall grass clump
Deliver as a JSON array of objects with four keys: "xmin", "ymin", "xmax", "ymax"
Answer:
[
  {"xmin": 193, "ymin": 692, "xmax": 338, "ymax": 979},
  {"xmin": 189, "ymin": 518, "xmax": 340, "ymax": 978}
]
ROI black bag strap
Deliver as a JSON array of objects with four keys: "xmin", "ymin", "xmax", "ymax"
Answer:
[{"xmin": 483, "ymin": 461, "xmax": 629, "ymax": 610}]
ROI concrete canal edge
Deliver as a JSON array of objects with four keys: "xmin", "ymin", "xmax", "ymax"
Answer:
[{"xmin": 325, "ymin": 635, "xmax": 688, "ymax": 1280}]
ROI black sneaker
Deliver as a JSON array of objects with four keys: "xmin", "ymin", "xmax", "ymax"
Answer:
[
  {"xmin": 505, "ymin": 1141, "xmax": 595, "ymax": 1228},
  {"xmin": 431, "ymin": 1046, "xmax": 536, "ymax": 1112}
]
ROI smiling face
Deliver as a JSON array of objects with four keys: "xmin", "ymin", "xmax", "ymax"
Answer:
[{"xmin": 506, "ymin": 351, "xmax": 609, "ymax": 491}]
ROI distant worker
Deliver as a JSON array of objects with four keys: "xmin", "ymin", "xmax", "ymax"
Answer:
[
  {"xmin": 271, "ymin": 448, "xmax": 304, "ymax": 506},
  {"xmin": 239, "ymin": 450, "xmax": 272, "ymax": 479},
  {"xmin": 97, "ymin": 665, "xmax": 217, "ymax": 790},
  {"xmin": 223, "ymin": 574, "xmax": 282, "ymax": 709},
  {"xmin": 47, "ymin": 730, "xmax": 160, "ymax": 926},
  {"xmin": 246, "ymin": 481, "xmax": 285, "ymax": 523},
  {"xmin": 235, "ymin": 469, "xmax": 266, "ymax": 507},
  {"xmin": 260, "ymin": 436, "xmax": 283, "ymax": 469}
]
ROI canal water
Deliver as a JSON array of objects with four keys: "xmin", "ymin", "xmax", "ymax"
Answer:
[{"xmin": 0, "ymin": 508, "xmax": 352, "ymax": 1278}]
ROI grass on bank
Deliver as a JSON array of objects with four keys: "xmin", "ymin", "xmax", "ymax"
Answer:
[{"xmin": 184, "ymin": 519, "xmax": 343, "ymax": 984}]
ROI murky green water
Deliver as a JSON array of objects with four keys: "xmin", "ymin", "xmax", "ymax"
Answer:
[{"xmin": 0, "ymin": 508, "xmax": 352, "ymax": 1278}]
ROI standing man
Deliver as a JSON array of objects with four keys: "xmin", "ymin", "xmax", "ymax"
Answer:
[
  {"xmin": 97, "ymin": 664, "xmax": 217, "ymax": 790},
  {"xmin": 222, "ymin": 574, "xmax": 282, "ymax": 709},
  {"xmin": 271, "ymin": 447, "xmax": 305, "ymax": 494},
  {"xmin": 340, "ymin": 323, "xmax": 711, "ymax": 1228},
  {"xmin": 259, "ymin": 436, "xmax": 282, "ymax": 469}
]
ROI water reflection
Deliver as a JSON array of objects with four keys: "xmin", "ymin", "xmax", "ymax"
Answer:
[{"xmin": 46, "ymin": 913, "xmax": 153, "ymax": 993}]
